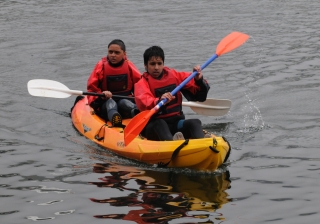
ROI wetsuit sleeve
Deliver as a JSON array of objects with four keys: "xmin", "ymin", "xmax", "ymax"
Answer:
[
  {"xmin": 134, "ymin": 78, "xmax": 159, "ymax": 111},
  {"xmin": 87, "ymin": 60, "xmax": 104, "ymax": 106},
  {"xmin": 184, "ymin": 76, "xmax": 210, "ymax": 102},
  {"xmin": 175, "ymin": 69, "xmax": 210, "ymax": 102}
]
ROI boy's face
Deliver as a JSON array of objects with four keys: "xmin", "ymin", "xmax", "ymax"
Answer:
[
  {"xmin": 145, "ymin": 56, "xmax": 164, "ymax": 78},
  {"xmin": 107, "ymin": 44, "xmax": 126, "ymax": 64}
]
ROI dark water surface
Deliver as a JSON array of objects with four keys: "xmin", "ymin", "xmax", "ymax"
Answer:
[{"xmin": 1, "ymin": 0, "xmax": 320, "ymax": 223}]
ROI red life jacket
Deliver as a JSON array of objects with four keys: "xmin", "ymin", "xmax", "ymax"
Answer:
[
  {"xmin": 143, "ymin": 67, "xmax": 182, "ymax": 118},
  {"xmin": 101, "ymin": 57, "xmax": 133, "ymax": 95}
]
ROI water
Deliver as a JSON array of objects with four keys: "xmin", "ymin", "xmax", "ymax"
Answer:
[{"xmin": 1, "ymin": 0, "xmax": 320, "ymax": 223}]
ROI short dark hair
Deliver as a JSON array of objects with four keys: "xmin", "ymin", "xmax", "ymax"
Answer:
[
  {"xmin": 108, "ymin": 39, "xmax": 126, "ymax": 51},
  {"xmin": 143, "ymin": 46, "xmax": 165, "ymax": 65}
]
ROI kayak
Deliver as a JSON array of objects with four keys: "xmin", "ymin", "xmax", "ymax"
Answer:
[
  {"xmin": 29, "ymin": 31, "xmax": 250, "ymax": 170},
  {"xmin": 71, "ymin": 96, "xmax": 231, "ymax": 171}
]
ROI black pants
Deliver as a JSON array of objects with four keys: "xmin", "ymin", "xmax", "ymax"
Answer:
[
  {"xmin": 100, "ymin": 98, "xmax": 137, "ymax": 121},
  {"xmin": 143, "ymin": 117, "xmax": 204, "ymax": 141}
]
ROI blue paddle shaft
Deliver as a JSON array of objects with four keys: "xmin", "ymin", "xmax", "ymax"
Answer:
[{"xmin": 155, "ymin": 53, "xmax": 219, "ymax": 109}]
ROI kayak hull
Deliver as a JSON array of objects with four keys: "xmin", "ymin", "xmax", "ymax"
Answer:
[{"xmin": 71, "ymin": 96, "xmax": 231, "ymax": 171}]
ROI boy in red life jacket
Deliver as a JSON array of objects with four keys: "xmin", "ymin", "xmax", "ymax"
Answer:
[
  {"xmin": 87, "ymin": 39, "xmax": 142, "ymax": 127},
  {"xmin": 134, "ymin": 46, "xmax": 210, "ymax": 141}
]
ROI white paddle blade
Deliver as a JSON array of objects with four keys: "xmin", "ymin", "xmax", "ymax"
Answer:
[
  {"xmin": 196, "ymin": 98, "xmax": 231, "ymax": 108},
  {"xmin": 188, "ymin": 106, "xmax": 230, "ymax": 116},
  {"xmin": 182, "ymin": 99, "xmax": 231, "ymax": 116},
  {"xmin": 27, "ymin": 79, "xmax": 82, "ymax": 98}
]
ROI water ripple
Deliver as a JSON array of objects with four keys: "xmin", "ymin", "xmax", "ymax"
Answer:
[
  {"xmin": 244, "ymin": 164, "xmax": 290, "ymax": 170},
  {"xmin": 37, "ymin": 200, "xmax": 63, "ymax": 205},
  {"xmin": 54, "ymin": 209, "xmax": 75, "ymax": 215},
  {"xmin": 0, "ymin": 149, "xmax": 16, "ymax": 154},
  {"xmin": 32, "ymin": 185, "xmax": 72, "ymax": 194},
  {"xmin": 247, "ymin": 179, "xmax": 283, "ymax": 184},
  {"xmin": 8, "ymin": 160, "xmax": 37, "ymax": 168},
  {"xmin": 26, "ymin": 216, "xmax": 55, "ymax": 221},
  {"xmin": 270, "ymin": 198, "xmax": 293, "ymax": 201},
  {"xmin": 0, "ymin": 173, "xmax": 19, "ymax": 178},
  {"xmin": 299, "ymin": 212, "xmax": 318, "ymax": 216},
  {"xmin": 0, "ymin": 210, "xmax": 19, "ymax": 215}
]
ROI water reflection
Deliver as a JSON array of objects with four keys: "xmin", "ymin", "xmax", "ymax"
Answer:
[{"xmin": 89, "ymin": 163, "xmax": 231, "ymax": 223}]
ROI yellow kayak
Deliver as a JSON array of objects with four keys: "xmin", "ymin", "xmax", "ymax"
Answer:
[{"xmin": 71, "ymin": 96, "xmax": 231, "ymax": 171}]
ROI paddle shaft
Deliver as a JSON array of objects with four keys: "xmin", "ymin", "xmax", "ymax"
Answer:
[
  {"xmin": 35, "ymin": 85, "xmax": 134, "ymax": 99},
  {"xmin": 82, "ymin": 92, "xmax": 134, "ymax": 99}
]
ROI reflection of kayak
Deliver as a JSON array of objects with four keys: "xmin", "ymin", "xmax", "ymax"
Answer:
[
  {"xmin": 141, "ymin": 170, "xmax": 231, "ymax": 206},
  {"xmin": 71, "ymin": 96, "xmax": 231, "ymax": 171},
  {"xmin": 90, "ymin": 163, "xmax": 231, "ymax": 222}
]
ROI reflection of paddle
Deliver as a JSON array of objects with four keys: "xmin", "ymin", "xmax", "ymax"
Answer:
[
  {"xmin": 27, "ymin": 79, "xmax": 231, "ymax": 116},
  {"xmin": 124, "ymin": 31, "xmax": 250, "ymax": 146}
]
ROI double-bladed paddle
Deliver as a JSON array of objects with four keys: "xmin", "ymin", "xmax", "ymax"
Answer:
[
  {"xmin": 27, "ymin": 79, "xmax": 231, "ymax": 116},
  {"xmin": 124, "ymin": 31, "xmax": 249, "ymax": 146}
]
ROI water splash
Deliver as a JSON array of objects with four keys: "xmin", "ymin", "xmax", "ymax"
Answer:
[{"xmin": 238, "ymin": 87, "xmax": 266, "ymax": 135}]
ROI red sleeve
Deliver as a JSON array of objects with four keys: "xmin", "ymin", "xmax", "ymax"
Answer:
[
  {"xmin": 173, "ymin": 69, "xmax": 200, "ymax": 94},
  {"xmin": 134, "ymin": 76, "xmax": 159, "ymax": 111},
  {"xmin": 128, "ymin": 60, "xmax": 142, "ymax": 84},
  {"xmin": 87, "ymin": 60, "xmax": 104, "ymax": 105}
]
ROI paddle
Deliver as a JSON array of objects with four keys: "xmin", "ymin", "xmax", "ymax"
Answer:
[
  {"xmin": 27, "ymin": 79, "xmax": 231, "ymax": 116},
  {"xmin": 27, "ymin": 79, "xmax": 131, "ymax": 99},
  {"xmin": 124, "ymin": 31, "xmax": 250, "ymax": 146}
]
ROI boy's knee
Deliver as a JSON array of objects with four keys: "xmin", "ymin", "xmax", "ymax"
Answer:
[{"xmin": 184, "ymin": 119, "xmax": 202, "ymax": 128}]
